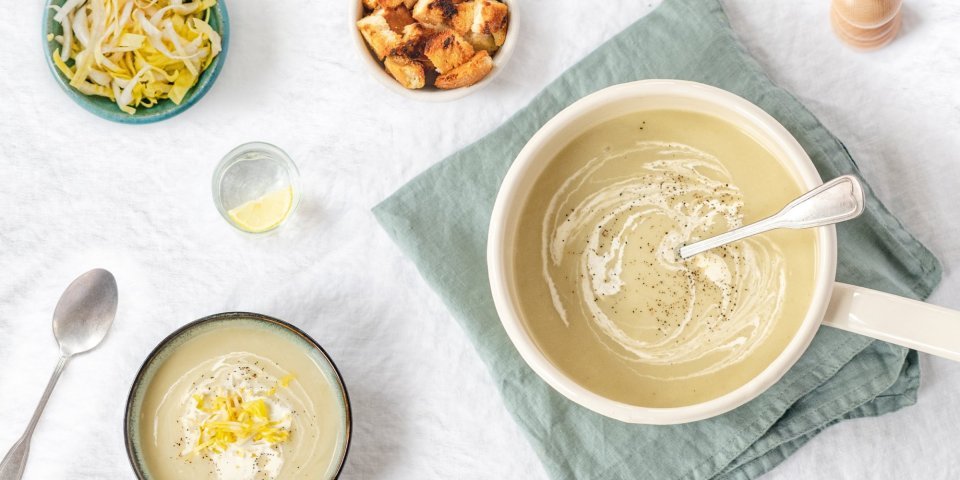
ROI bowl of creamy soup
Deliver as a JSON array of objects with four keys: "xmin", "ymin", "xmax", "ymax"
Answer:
[
  {"xmin": 488, "ymin": 80, "xmax": 838, "ymax": 424},
  {"xmin": 125, "ymin": 313, "xmax": 351, "ymax": 479}
]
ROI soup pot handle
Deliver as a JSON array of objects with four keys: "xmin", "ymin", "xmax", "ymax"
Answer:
[{"xmin": 823, "ymin": 283, "xmax": 960, "ymax": 361}]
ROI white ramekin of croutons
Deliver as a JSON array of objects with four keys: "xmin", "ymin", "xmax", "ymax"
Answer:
[{"xmin": 352, "ymin": 0, "xmax": 517, "ymax": 101}]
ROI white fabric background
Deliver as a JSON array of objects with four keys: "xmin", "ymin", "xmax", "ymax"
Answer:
[{"xmin": 0, "ymin": 1, "xmax": 957, "ymax": 478}]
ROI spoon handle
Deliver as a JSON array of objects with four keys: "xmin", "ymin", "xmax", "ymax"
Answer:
[
  {"xmin": 679, "ymin": 176, "xmax": 864, "ymax": 259},
  {"xmin": 773, "ymin": 175, "xmax": 864, "ymax": 229},
  {"xmin": 0, "ymin": 356, "xmax": 69, "ymax": 480},
  {"xmin": 678, "ymin": 215, "xmax": 781, "ymax": 259}
]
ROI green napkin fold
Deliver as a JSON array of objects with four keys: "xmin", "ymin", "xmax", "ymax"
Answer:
[{"xmin": 373, "ymin": 0, "xmax": 942, "ymax": 477}]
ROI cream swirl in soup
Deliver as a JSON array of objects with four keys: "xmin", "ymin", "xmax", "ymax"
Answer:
[
  {"xmin": 157, "ymin": 352, "xmax": 309, "ymax": 480},
  {"xmin": 137, "ymin": 322, "xmax": 348, "ymax": 479},
  {"xmin": 513, "ymin": 110, "xmax": 817, "ymax": 407},
  {"xmin": 542, "ymin": 142, "xmax": 786, "ymax": 380}
]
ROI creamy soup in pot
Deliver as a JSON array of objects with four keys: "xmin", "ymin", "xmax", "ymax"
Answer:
[
  {"xmin": 135, "ymin": 322, "xmax": 348, "ymax": 479},
  {"xmin": 512, "ymin": 109, "xmax": 818, "ymax": 407}
]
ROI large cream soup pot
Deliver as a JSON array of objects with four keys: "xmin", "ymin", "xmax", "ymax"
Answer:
[{"xmin": 487, "ymin": 80, "xmax": 960, "ymax": 425}]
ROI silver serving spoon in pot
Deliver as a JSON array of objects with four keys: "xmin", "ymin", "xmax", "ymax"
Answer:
[
  {"xmin": 0, "ymin": 269, "xmax": 118, "ymax": 480},
  {"xmin": 679, "ymin": 175, "xmax": 865, "ymax": 259}
]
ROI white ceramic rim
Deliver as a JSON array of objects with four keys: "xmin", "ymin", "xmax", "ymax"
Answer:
[
  {"xmin": 348, "ymin": 0, "xmax": 519, "ymax": 102},
  {"xmin": 487, "ymin": 80, "xmax": 838, "ymax": 424}
]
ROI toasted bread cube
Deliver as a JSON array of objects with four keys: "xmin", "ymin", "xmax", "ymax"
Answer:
[
  {"xmin": 435, "ymin": 50, "xmax": 492, "ymax": 89},
  {"xmin": 424, "ymin": 30, "xmax": 475, "ymax": 74},
  {"xmin": 376, "ymin": 0, "xmax": 405, "ymax": 7},
  {"xmin": 473, "ymin": 0, "xmax": 508, "ymax": 46},
  {"xmin": 382, "ymin": 5, "xmax": 416, "ymax": 33},
  {"xmin": 362, "ymin": 0, "xmax": 378, "ymax": 10},
  {"xmin": 473, "ymin": 0, "xmax": 508, "ymax": 33},
  {"xmin": 357, "ymin": 12, "xmax": 401, "ymax": 60},
  {"xmin": 492, "ymin": 27, "xmax": 506, "ymax": 47},
  {"xmin": 391, "ymin": 23, "xmax": 438, "ymax": 60},
  {"xmin": 465, "ymin": 32, "xmax": 497, "ymax": 52},
  {"xmin": 384, "ymin": 55, "xmax": 426, "ymax": 89},
  {"xmin": 404, "ymin": 0, "xmax": 417, "ymax": 7},
  {"xmin": 449, "ymin": 1, "xmax": 475, "ymax": 34},
  {"xmin": 404, "ymin": 22, "xmax": 440, "ymax": 43},
  {"xmin": 412, "ymin": 0, "xmax": 459, "ymax": 26}
]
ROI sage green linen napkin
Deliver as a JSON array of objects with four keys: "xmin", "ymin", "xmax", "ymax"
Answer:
[{"xmin": 373, "ymin": 0, "xmax": 942, "ymax": 477}]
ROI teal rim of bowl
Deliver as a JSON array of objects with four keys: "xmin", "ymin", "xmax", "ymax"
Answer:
[
  {"xmin": 123, "ymin": 312, "xmax": 352, "ymax": 479},
  {"xmin": 41, "ymin": 0, "xmax": 230, "ymax": 124}
]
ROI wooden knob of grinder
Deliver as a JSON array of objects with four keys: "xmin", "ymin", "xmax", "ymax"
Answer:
[{"xmin": 831, "ymin": 0, "xmax": 903, "ymax": 50}]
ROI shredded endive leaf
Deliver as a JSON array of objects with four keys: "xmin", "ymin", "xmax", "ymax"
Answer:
[
  {"xmin": 48, "ymin": 0, "xmax": 220, "ymax": 114},
  {"xmin": 189, "ymin": 375, "xmax": 296, "ymax": 456}
]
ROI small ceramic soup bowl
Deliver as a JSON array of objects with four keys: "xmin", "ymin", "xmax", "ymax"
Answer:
[
  {"xmin": 42, "ymin": 0, "xmax": 229, "ymax": 123},
  {"xmin": 487, "ymin": 79, "xmax": 960, "ymax": 424},
  {"xmin": 124, "ymin": 312, "xmax": 351, "ymax": 478},
  {"xmin": 349, "ymin": 0, "xmax": 519, "ymax": 102}
]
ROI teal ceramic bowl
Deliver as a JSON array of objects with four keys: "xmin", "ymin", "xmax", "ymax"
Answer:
[
  {"xmin": 42, "ymin": 0, "xmax": 230, "ymax": 124},
  {"xmin": 124, "ymin": 312, "xmax": 352, "ymax": 479}
]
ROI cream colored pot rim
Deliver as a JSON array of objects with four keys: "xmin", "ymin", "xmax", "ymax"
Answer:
[{"xmin": 486, "ymin": 79, "xmax": 837, "ymax": 424}]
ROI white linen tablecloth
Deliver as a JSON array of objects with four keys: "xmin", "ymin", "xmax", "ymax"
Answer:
[{"xmin": 0, "ymin": 1, "xmax": 957, "ymax": 478}]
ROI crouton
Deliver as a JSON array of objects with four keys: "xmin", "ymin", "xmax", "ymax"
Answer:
[
  {"xmin": 492, "ymin": 27, "xmax": 506, "ymax": 47},
  {"xmin": 464, "ymin": 32, "xmax": 497, "ymax": 52},
  {"xmin": 391, "ymin": 23, "xmax": 437, "ymax": 59},
  {"xmin": 473, "ymin": 0, "xmax": 508, "ymax": 46},
  {"xmin": 435, "ymin": 50, "xmax": 492, "ymax": 89},
  {"xmin": 362, "ymin": 0, "xmax": 419, "ymax": 14},
  {"xmin": 424, "ymin": 30, "xmax": 474, "ymax": 74},
  {"xmin": 382, "ymin": 5, "xmax": 416, "ymax": 33},
  {"xmin": 384, "ymin": 55, "xmax": 426, "ymax": 89},
  {"xmin": 449, "ymin": 1, "xmax": 475, "ymax": 34},
  {"xmin": 412, "ymin": 0, "xmax": 460, "ymax": 26},
  {"xmin": 357, "ymin": 12, "xmax": 401, "ymax": 60}
]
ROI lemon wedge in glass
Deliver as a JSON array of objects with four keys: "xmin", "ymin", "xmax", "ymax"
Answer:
[{"xmin": 227, "ymin": 186, "xmax": 294, "ymax": 233}]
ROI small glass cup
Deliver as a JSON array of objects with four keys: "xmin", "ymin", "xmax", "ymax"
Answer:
[{"xmin": 212, "ymin": 142, "xmax": 301, "ymax": 234}]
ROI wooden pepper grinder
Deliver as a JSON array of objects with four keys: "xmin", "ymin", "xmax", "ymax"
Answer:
[{"xmin": 831, "ymin": 0, "xmax": 903, "ymax": 50}]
